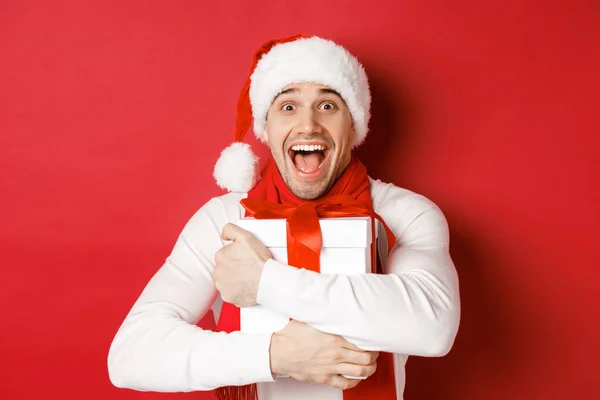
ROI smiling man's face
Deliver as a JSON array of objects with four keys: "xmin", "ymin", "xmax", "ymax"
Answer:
[{"xmin": 263, "ymin": 82, "xmax": 356, "ymax": 200}]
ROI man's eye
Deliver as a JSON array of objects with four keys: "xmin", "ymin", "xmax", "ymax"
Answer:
[
  {"xmin": 281, "ymin": 103, "xmax": 295, "ymax": 111},
  {"xmin": 319, "ymin": 102, "xmax": 336, "ymax": 111}
]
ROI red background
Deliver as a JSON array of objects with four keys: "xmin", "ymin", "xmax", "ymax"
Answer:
[{"xmin": 1, "ymin": 1, "xmax": 598, "ymax": 399}]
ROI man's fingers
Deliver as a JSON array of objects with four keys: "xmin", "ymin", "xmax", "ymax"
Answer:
[
  {"xmin": 341, "ymin": 349, "xmax": 379, "ymax": 366},
  {"xmin": 221, "ymin": 223, "xmax": 246, "ymax": 242},
  {"xmin": 334, "ymin": 361, "xmax": 377, "ymax": 379},
  {"xmin": 325, "ymin": 374, "xmax": 361, "ymax": 390},
  {"xmin": 338, "ymin": 337, "xmax": 371, "ymax": 352}
]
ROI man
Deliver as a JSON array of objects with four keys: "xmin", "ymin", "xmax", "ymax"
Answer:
[{"xmin": 107, "ymin": 35, "xmax": 460, "ymax": 400}]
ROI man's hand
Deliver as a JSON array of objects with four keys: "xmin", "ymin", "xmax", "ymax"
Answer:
[
  {"xmin": 270, "ymin": 320, "xmax": 379, "ymax": 390},
  {"xmin": 212, "ymin": 223, "xmax": 272, "ymax": 307}
]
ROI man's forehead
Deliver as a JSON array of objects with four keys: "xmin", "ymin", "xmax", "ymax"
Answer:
[{"xmin": 274, "ymin": 83, "xmax": 343, "ymax": 100}]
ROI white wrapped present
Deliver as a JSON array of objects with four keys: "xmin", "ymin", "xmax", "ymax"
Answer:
[{"xmin": 234, "ymin": 216, "xmax": 380, "ymax": 389}]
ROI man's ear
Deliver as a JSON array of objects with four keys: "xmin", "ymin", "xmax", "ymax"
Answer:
[{"xmin": 262, "ymin": 129, "xmax": 269, "ymax": 143}]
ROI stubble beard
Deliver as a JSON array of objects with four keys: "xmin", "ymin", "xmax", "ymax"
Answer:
[{"xmin": 271, "ymin": 148, "xmax": 350, "ymax": 201}]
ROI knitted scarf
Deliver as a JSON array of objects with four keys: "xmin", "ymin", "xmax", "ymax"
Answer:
[{"xmin": 215, "ymin": 155, "xmax": 397, "ymax": 400}]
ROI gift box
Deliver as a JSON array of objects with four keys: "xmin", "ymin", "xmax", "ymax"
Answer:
[
  {"xmin": 236, "ymin": 216, "xmax": 377, "ymax": 332},
  {"xmin": 235, "ymin": 216, "xmax": 379, "ymax": 383}
]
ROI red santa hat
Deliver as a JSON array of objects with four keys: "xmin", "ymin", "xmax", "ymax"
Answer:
[{"xmin": 213, "ymin": 34, "xmax": 371, "ymax": 192}]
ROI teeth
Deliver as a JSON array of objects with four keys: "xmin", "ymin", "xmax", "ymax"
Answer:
[{"xmin": 291, "ymin": 144, "xmax": 326, "ymax": 152}]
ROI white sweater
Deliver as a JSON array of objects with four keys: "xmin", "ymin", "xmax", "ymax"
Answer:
[{"xmin": 107, "ymin": 178, "xmax": 460, "ymax": 399}]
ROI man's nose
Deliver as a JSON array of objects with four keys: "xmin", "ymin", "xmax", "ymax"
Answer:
[{"xmin": 295, "ymin": 108, "xmax": 323, "ymax": 135}]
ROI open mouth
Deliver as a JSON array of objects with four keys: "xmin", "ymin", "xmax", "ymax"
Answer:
[{"xmin": 287, "ymin": 143, "xmax": 330, "ymax": 179}]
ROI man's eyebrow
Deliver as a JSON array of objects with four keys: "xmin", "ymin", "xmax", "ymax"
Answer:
[
  {"xmin": 272, "ymin": 88, "xmax": 298, "ymax": 102},
  {"xmin": 272, "ymin": 87, "xmax": 344, "ymax": 103},
  {"xmin": 319, "ymin": 88, "xmax": 343, "ymax": 98}
]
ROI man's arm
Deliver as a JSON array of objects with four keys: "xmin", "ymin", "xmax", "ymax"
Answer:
[
  {"xmin": 255, "ymin": 180, "xmax": 460, "ymax": 356},
  {"xmin": 107, "ymin": 196, "xmax": 276, "ymax": 391}
]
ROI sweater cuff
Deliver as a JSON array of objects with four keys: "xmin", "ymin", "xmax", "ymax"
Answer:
[
  {"xmin": 257, "ymin": 259, "xmax": 303, "ymax": 313},
  {"xmin": 199, "ymin": 331, "xmax": 276, "ymax": 386}
]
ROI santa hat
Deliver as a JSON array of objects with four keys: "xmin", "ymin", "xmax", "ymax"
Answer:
[{"xmin": 213, "ymin": 34, "xmax": 371, "ymax": 192}]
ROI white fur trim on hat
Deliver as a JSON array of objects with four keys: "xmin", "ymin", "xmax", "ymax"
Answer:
[
  {"xmin": 213, "ymin": 142, "xmax": 259, "ymax": 193},
  {"xmin": 249, "ymin": 36, "xmax": 371, "ymax": 148}
]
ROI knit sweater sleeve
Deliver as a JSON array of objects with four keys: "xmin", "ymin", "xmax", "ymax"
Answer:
[
  {"xmin": 107, "ymin": 194, "xmax": 275, "ymax": 392},
  {"xmin": 255, "ymin": 178, "xmax": 461, "ymax": 356}
]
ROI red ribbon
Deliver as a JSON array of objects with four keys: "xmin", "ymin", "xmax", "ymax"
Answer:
[{"xmin": 241, "ymin": 194, "xmax": 395, "ymax": 274}]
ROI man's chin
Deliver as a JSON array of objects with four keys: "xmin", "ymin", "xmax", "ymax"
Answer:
[
  {"xmin": 279, "ymin": 161, "xmax": 334, "ymax": 199},
  {"xmin": 287, "ymin": 177, "xmax": 331, "ymax": 200}
]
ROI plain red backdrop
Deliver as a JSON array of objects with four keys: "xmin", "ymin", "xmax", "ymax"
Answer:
[{"xmin": 1, "ymin": 1, "xmax": 598, "ymax": 399}]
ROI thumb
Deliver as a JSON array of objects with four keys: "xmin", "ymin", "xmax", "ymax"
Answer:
[{"xmin": 221, "ymin": 223, "xmax": 246, "ymax": 242}]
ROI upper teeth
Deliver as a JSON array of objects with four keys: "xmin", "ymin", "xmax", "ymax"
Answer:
[{"xmin": 291, "ymin": 144, "xmax": 326, "ymax": 151}]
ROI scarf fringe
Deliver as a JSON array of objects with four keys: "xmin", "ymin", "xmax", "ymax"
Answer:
[{"xmin": 215, "ymin": 384, "xmax": 258, "ymax": 400}]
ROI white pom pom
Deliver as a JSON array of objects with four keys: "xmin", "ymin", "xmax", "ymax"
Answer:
[{"xmin": 213, "ymin": 142, "xmax": 260, "ymax": 192}]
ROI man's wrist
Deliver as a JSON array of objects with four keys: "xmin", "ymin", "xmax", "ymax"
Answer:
[
  {"xmin": 269, "ymin": 331, "xmax": 284, "ymax": 376},
  {"xmin": 254, "ymin": 258, "xmax": 272, "ymax": 305},
  {"xmin": 255, "ymin": 257, "xmax": 269, "ymax": 276}
]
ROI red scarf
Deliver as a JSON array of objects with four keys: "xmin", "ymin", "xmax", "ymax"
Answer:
[{"xmin": 215, "ymin": 156, "xmax": 397, "ymax": 400}]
